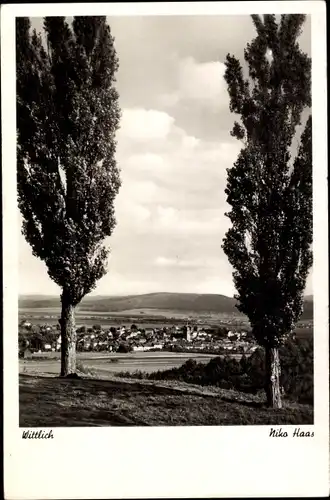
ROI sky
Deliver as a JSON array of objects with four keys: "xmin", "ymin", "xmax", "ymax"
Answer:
[{"xmin": 19, "ymin": 15, "xmax": 312, "ymax": 297}]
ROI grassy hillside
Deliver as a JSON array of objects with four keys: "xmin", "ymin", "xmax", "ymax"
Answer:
[
  {"xmin": 19, "ymin": 292, "xmax": 314, "ymax": 319},
  {"xmin": 129, "ymin": 337, "xmax": 314, "ymax": 405},
  {"xmin": 19, "ymin": 292, "xmax": 239, "ymax": 313},
  {"xmin": 19, "ymin": 337, "xmax": 313, "ymax": 426},
  {"xmin": 19, "ymin": 374, "xmax": 313, "ymax": 426}
]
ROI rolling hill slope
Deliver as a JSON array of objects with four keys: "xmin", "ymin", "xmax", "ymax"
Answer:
[{"xmin": 19, "ymin": 292, "xmax": 314, "ymax": 319}]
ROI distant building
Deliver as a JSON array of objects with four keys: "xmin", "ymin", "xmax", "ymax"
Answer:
[
  {"xmin": 21, "ymin": 320, "xmax": 32, "ymax": 328},
  {"xmin": 133, "ymin": 346, "xmax": 144, "ymax": 352},
  {"xmin": 56, "ymin": 335, "xmax": 61, "ymax": 350},
  {"xmin": 127, "ymin": 332, "xmax": 138, "ymax": 339}
]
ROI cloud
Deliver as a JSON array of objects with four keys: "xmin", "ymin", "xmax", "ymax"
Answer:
[
  {"xmin": 181, "ymin": 134, "xmax": 201, "ymax": 150},
  {"xmin": 113, "ymin": 105, "xmax": 240, "ymax": 243},
  {"xmin": 195, "ymin": 277, "xmax": 236, "ymax": 296},
  {"xmin": 155, "ymin": 256, "xmax": 223, "ymax": 270},
  {"xmin": 158, "ymin": 92, "xmax": 180, "ymax": 107},
  {"xmin": 178, "ymin": 57, "xmax": 226, "ymax": 102},
  {"xmin": 158, "ymin": 56, "xmax": 227, "ymax": 109},
  {"xmin": 21, "ymin": 17, "xmax": 311, "ymax": 298},
  {"xmin": 116, "ymin": 178, "xmax": 160, "ymax": 205},
  {"xmin": 95, "ymin": 270, "xmax": 162, "ymax": 296},
  {"xmin": 126, "ymin": 153, "xmax": 168, "ymax": 175},
  {"xmin": 155, "ymin": 256, "xmax": 177, "ymax": 267},
  {"xmin": 118, "ymin": 107, "xmax": 240, "ymax": 186},
  {"xmin": 154, "ymin": 205, "xmax": 227, "ymax": 237},
  {"xmin": 118, "ymin": 108, "xmax": 175, "ymax": 141}
]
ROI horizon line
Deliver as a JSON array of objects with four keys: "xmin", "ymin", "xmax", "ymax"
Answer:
[
  {"xmin": 18, "ymin": 291, "xmax": 313, "ymax": 299},
  {"xmin": 19, "ymin": 291, "xmax": 236, "ymax": 298}
]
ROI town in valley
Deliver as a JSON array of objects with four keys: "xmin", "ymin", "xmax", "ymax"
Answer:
[{"xmin": 19, "ymin": 310, "xmax": 312, "ymax": 358}]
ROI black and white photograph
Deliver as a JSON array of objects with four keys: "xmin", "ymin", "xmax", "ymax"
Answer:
[
  {"xmin": 2, "ymin": 2, "xmax": 328, "ymax": 499},
  {"xmin": 16, "ymin": 10, "xmax": 315, "ymax": 426}
]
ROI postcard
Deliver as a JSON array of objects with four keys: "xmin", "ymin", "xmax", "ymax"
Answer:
[{"xmin": 2, "ymin": 2, "xmax": 328, "ymax": 498}]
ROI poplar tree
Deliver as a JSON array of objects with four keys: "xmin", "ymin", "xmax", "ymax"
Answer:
[
  {"xmin": 16, "ymin": 16, "xmax": 121, "ymax": 376},
  {"xmin": 222, "ymin": 14, "xmax": 312, "ymax": 408}
]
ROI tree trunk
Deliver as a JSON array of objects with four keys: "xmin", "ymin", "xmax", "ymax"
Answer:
[
  {"xmin": 60, "ymin": 293, "xmax": 77, "ymax": 376},
  {"xmin": 265, "ymin": 346, "xmax": 282, "ymax": 408}
]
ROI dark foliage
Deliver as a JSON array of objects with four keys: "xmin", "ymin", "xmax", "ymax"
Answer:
[
  {"xmin": 146, "ymin": 338, "xmax": 313, "ymax": 404},
  {"xmin": 117, "ymin": 343, "xmax": 133, "ymax": 353},
  {"xmin": 16, "ymin": 16, "xmax": 121, "ymax": 307},
  {"xmin": 223, "ymin": 15, "xmax": 312, "ymax": 348},
  {"xmin": 17, "ymin": 16, "xmax": 121, "ymax": 374}
]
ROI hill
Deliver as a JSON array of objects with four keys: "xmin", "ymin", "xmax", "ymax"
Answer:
[
  {"xmin": 19, "ymin": 292, "xmax": 240, "ymax": 314},
  {"xmin": 19, "ymin": 373, "xmax": 313, "ymax": 426},
  {"xmin": 19, "ymin": 292, "xmax": 313, "ymax": 319}
]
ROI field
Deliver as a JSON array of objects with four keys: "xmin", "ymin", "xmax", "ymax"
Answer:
[
  {"xmin": 18, "ymin": 307, "xmax": 249, "ymax": 328},
  {"xmin": 18, "ymin": 298, "xmax": 313, "ymax": 426},
  {"xmin": 19, "ymin": 307, "xmax": 313, "ymax": 337},
  {"xmin": 18, "ymin": 292, "xmax": 314, "ymax": 321},
  {"xmin": 19, "ymin": 349, "xmax": 313, "ymax": 426},
  {"xmin": 20, "ymin": 351, "xmax": 231, "ymax": 376},
  {"xmin": 19, "ymin": 374, "xmax": 313, "ymax": 427}
]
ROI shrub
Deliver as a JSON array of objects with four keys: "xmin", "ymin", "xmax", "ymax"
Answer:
[
  {"xmin": 117, "ymin": 370, "xmax": 145, "ymax": 380},
  {"xmin": 77, "ymin": 326, "xmax": 87, "ymax": 334},
  {"xmin": 148, "ymin": 338, "xmax": 313, "ymax": 404},
  {"xmin": 117, "ymin": 343, "xmax": 133, "ymax": 353},
  {"xmin": 76, "ymin": 361, "xmax": 96, "ymax": 377}
]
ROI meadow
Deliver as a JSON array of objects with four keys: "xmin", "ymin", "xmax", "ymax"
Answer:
[
  {"xmin": 18, "ymin": 301, "xmax": 313, "ymax": 427},
  {"xmin": 19, "ymin": 337, "xmax": 313, "ymax": 426},
  {"xmin": 20, "ymin": 351, "xmax": 224, "ymax": 376},
  {"xmin": 19, "ymin": 374, "xmax": 313, "ymax": 427},
  {"xmin": 19, "ymin": 307, "xmax": 313, "ymax": 337}
]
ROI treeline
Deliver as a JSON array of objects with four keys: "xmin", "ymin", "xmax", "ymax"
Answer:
[
  {"xmin": 119, "ymin": 338, "xmax": 313, "ymax": 405},
  {"xmin": 19, "ymin": 329, "xmax": 59, "ymax": 352},
  {"xmin": 163, "ymin": 344, "xmax": 251, "ymax": 355}
]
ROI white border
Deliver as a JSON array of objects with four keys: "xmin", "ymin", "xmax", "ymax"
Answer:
[{"xmin": 2, "ymin": 2, "xmax": 328, "ymax": 499}]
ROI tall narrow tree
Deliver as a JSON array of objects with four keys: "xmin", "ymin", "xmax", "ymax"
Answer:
[
  {"xmin": 16, "ymin": 16, "xmax": 121, "ymax": 376},
  {"xmin": 222, "ymin": 14, "xmax": 312, "ymax": 408}
]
